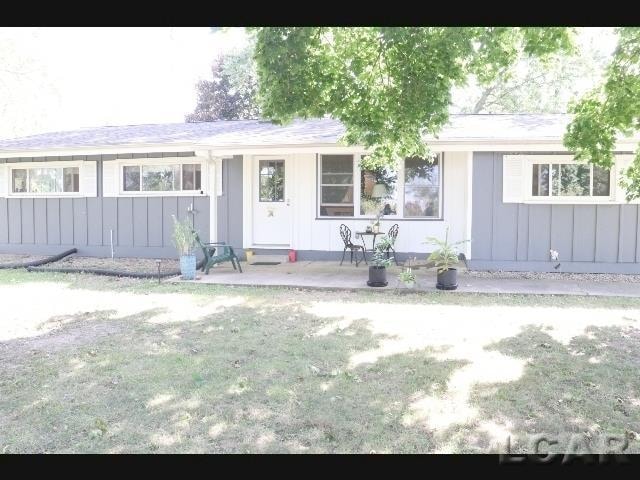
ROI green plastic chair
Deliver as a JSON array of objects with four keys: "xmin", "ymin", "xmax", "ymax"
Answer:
[{"xmin": 193, "ymin": 231, "xmax": 242, "ymax": 274}]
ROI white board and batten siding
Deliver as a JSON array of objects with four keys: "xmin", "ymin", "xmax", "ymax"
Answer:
[
  {"xmin": 243, "ymin": 151, "xmax": 473, "ymax": 256},
  {"xmin": 502, "ymin": 154, "xmax": 639, "ymax": 204}
]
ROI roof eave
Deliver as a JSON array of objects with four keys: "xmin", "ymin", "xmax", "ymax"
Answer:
[{"xmin": 0, "ymin": 137, "xmax": 638, "ymax": 158}]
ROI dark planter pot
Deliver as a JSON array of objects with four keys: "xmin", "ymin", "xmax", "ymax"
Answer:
[
  {"xmin": 367, "ymin": 266, "xmax": 388, "ymax": 287},
  {"xmin": 436, "ymin": 268, "xmax": 458, "ymax": 290}
]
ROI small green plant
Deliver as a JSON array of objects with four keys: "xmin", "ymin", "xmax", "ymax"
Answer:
[
  {"xmin": 171, "ymin": 215, "xmax": 196, "ymax": 256},
  {"xmin": 424, "ymin": 227, "xmax": 470, "ymax": 274},
  {"xmin": 398, "ymin": 269, "xmax": 416, "ymax": 284},
  {"xmin": 371, "ymin": 236, "xmax": 394, "ymax": 268}
]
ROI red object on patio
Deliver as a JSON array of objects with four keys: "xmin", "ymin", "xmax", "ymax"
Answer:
[{"xmin": 288, "ymin": 249, "xmax": 297, "ymax": 262}]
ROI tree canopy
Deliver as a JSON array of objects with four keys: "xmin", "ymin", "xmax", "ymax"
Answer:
[
  {"xmin": 563, "ymin": 27, "xmax": 640, "ymax": 200},
  {"xmin": 186, "ymin": 44, "xmax": 259, "ymax": 122},
  {"xmin": 252, "ymin": 27, "xmax": 574, "ymax": 166},
  {"xmin": 451, "ymin": 36, "xmax": 609, "ymax": 114}
]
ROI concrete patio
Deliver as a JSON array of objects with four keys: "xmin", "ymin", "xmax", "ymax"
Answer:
[{"xmin": 169, "ymin": 260, "xmax": 640, "ymax": 298}]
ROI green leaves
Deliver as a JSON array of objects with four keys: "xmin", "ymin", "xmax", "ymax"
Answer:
[
  {"xmin": 564, "ymin": 27, "xmax": 640, "ymax": 200},
  {"xmin": 186, "ymin": 43, "xmax": 259, "ymax": 122},
  {"xmin": 252, "ymin": 27, "xmax": 573, "ymax": 166},
  {"xmin": 424, "ymin": 227, "xmax": 469, "ymax": 274}
]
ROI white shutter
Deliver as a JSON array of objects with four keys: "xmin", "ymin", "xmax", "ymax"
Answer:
[
  {"xmin": 614, "ymin": 154, "xmax": 638, "ymax": 203},
  {"xmin": 80, "ymin": 161, "xmax": 97, "ymax": 197},
  {"xmin": 502, "ymin": 155, "xmax": 525, "ymax": 203},
  {"xmin": 0, "ymin": 164, "xmax": 7, "ymax": 196},
  {"xmin": 102, "ymin": 161, "xmax": 119, "ymax": 197}
]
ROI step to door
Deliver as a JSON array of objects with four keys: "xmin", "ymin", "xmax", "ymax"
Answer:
[{"xmin": 247, "ymin": 254, "xmax": 289, "ymax": 265}]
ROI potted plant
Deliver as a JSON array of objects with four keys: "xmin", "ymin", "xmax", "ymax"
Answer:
[
  {"xmin": 171, "ymin": 215, "xmax": 197, "ymax": 280},
  {"xmin": 424, "ymin": 227, "xmax": 470, "ymax": 290},
  {"xmin": 367, "ymin": 237, "xmax": 394, "ymax": 287}
]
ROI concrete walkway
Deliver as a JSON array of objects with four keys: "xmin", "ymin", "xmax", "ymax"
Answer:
[{"xmin": 169, "ymin": 261, "xmax": 640, "ymax": 298}]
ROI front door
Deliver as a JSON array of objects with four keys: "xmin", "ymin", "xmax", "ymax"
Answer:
[{"xmin": 252, "ymin": 157, "xmax": 291, "ymax": 246}]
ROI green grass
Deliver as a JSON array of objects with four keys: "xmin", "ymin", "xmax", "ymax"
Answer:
[{"xmin": 0, "ymin": 269, "xmax": 639, "ymax": 453}]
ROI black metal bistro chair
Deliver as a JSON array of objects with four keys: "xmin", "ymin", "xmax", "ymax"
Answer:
[
  {"xmin": 383, "ymin": 223, "xmax": 399, "ymax": 266},
  {"xmin": 339, "ymin": 224, "xmax": 367, "ymax": 267}
]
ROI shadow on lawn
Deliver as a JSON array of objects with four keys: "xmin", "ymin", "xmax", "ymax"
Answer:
[
  {"xmin": 0, "ymin": 302, "xmax": 465, "ymax": 453},
  {"xmin": 451, "ymin": 324, "xmax": 640, "ymax": 454},
  {"xmin": 1, "ymin": 297, "xmax": 639, "ymax": 453}
]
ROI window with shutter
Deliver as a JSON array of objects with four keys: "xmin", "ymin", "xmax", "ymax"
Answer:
[{"xmin": 502, "ymin": 156, "xmax": 525, "ymax": 203}]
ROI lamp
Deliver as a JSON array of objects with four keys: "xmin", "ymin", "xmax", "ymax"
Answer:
[{"xmin": 371, "ymin": 183, "xmax": 386, "ymax": 198}]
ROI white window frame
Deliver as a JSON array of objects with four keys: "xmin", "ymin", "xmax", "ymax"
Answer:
[
  {"xmin": 318, "ymin": 154, "xmax": 357, "ymax": 218},
  {"xmin": 317, "ymin": 153, "xmax": 444, "ymax": 219},
  {"xmin": 7, "ymin": 161, "xmax": 84, "ymax": 198},
  {"xmin": 401, "ymin": 154, "xmax": 443, "ymax": 219},
  {"xmin": 117, "ymin": 157, "xmax": 207, "ymax": 197},
  {"xmin": 356, "ymin": 155, "xmax": 403, "ymax": 220},
  {"xmin": 523, "ymin": 155, "xmax": 615, "ymax": 204}
]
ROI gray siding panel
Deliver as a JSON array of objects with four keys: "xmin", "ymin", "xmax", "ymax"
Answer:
[
  {"xmin": 572, "ymin": 205, "xmax": 596, "ymax": 262},
  {"xmin": 637, "ymin": 207, "xmax": 640, "ymax": 263},
  {"xmin": 227, "ymin": 155, "xmax": 244, "ymax": 248},
  {"xmin": 471, "ymin": 152, "xmax": 494, "ymax": 260},
  {"xmin": 217, "ymin": 159, "xmax": 230, "ymax": 244},
  {"xmin": 147, "ymin": 197, "xmax": 163, "ymax": 247},
  {"xmin": 471, "ymin": 151, "xmax": 640, "ymax": 271},
  {"xmin": 177, "ymin": 196, "xmax": 193, "ymax": 222},
  {"xmin": 162, "ymin": 197, "xmax": 178, "ymax": 247},
  {"xmin": 595, "ymin": 205, "xmax": 620, "ymax": 263},
  {"xmin": 618, "ymin": 204, "xmax": 638, "ymax": 263},
  {"xmin": 550, "ymin": 205, "xmax": 573, "ymax": 261},
  {"xmin": 117, "ymin": 197, "xmax": 134, "ymax": 246},
  {"xmin": 21, "ymin": 198, "xmax": 34, "ymax": 244},
  {"xmin": 527, "ymin": 205, "xmax": 551, "ymax": 261},
  {"xmin": 59, "ymin": 199, "xmax": 74, "ymax": 245},
  {"xmin": 133, "ymin": 198, "xmax": 148, "ymax": 247},
  {"xmin": 0, "ymin": 199, "xmax": 7, "ymax": 244},
  {"xmin": 193, "ymin": 196, "xmax": 210, "ymax": 242},
  {"xmin": 8, "ymin": 199, "xmax": 21, "ymax": 244},
  {"xmin": 516, "ymin": 204, "xmax": 529, "ymax": 261},
  {"xmin": 46, "ymin": 199, "xmax": 60, "ymax": 245},
  {"xmin": 87, "ymin": 198, "xmax": 103, "ymax": 246},
  {"xmin": 34, "ymin": 199, "xmax": 47, "ymax": 244},
  {"xmin": 73, "ymin": 198, "xmax": 88, "ymax": 246},
  {"xmin": 491, "ymin": 154, "xmax": 518, "ymax": 261},
  {"xmin": 102, "ymin": 198, "xmax": 118, "ymax": 247},
  {"xmin": 1, "ymin": 153, "xmax": 209, "ymax": 257}
]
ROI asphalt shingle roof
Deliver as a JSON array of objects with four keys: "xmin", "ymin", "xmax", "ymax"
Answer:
[{"xmin": 0, "ymin": 114, "xmax": 583, "ymax": 153}]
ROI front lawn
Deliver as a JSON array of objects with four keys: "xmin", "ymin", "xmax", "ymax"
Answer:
[{"xmin": 0, "ymin": 269, "xmax": 638, "ymax": 453}]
